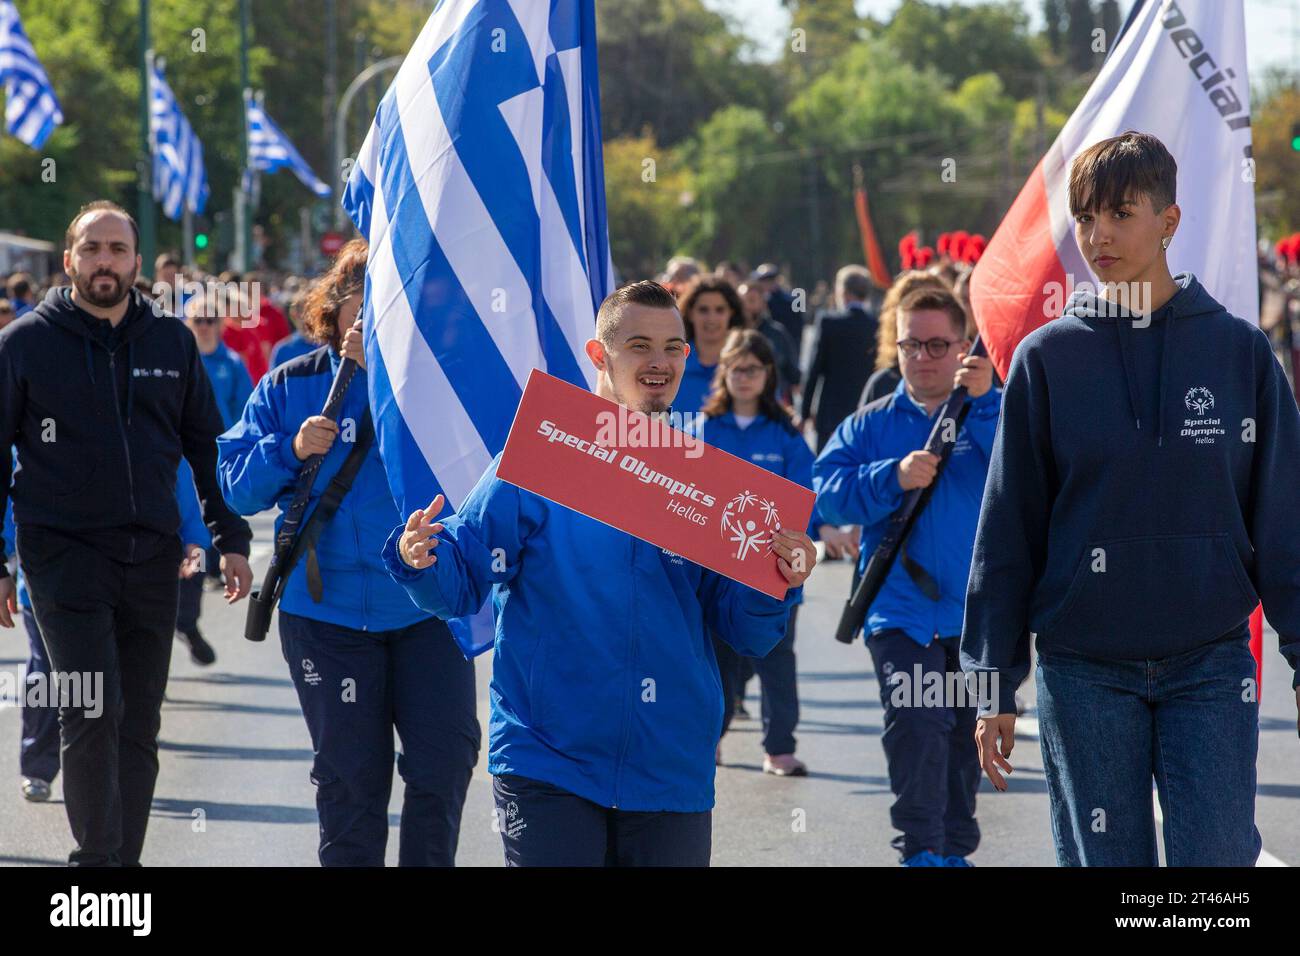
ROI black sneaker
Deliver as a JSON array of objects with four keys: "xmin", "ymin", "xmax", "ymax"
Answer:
[{"xmin": 178, "ymin": 628, "xmax": 217, "ymax": 666}]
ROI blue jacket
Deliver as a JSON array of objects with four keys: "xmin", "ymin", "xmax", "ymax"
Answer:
[
  {"xmin": 814, "ymin": 378, "xmax": 1001, "ymax": 647},
  {"xmin": 218, "ymin": 347, "xmax": 423, "ymax": 632},
  {"xmin": 381, "ymin": 453, "xmax": 800, "ymax": 812},
  {"xmin": 694, "ymin": 411, "xmax": 823, "ymax": 606},
  {"xmin": 201, "ymin": 344, "xmax": 254, "ymax": 430},
  {"xmin": 270, "ymin": 332, "xmax": 316, "ymax": 372},
  {"xmin": 674, "ymin": 350, "xmax": 718, "ymax": 415},
  {"xmin": 963, "ymin": 274, "xmax": 1300, "ymax": 710}
]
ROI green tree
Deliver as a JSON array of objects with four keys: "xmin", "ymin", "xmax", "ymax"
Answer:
[{"xmin": 602, "ymin": 133, "xmax": 695, "ymax": 280}]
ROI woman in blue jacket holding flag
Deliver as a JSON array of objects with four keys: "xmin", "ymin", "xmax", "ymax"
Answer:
[
  {"xmin": 696, "ymin": 329, "xmax": 840, "ymax": 776},
  {"xmin": 217, "ymin": 241, "xmax": 479, "ymax": 867}
]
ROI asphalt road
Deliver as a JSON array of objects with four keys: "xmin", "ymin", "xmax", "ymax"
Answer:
[{"xmin": 0, "ymin": 511, "xmax": 1295, "ymax": 866}]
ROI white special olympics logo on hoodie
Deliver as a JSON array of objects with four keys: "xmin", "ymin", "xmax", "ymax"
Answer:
[
  {"xmin": 1184, "ymin": 386, "xmax": 1215, "ymax": 416},
  {"xmin": 720, "ymin": 491, "xmax": 780, "ymax": 561}
]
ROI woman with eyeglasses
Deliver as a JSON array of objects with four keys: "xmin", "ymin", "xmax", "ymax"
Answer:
[
  {"xmin": 696, "ymin": 329, "xmax": 824, "ymax": 776},
  {"xmin": 813, "ymin": 285, "xmax": 999, "ymax": 866}
]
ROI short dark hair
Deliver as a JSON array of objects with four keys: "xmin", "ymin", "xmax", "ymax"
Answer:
[
  {"xmin": 595, "ymin": 280, "xmax": 679, "ymax": 345},
  {"xmin": 6, "ymin": 272, "xmax": 32, "ymax": 299},
  {"xmin": 897, "ymin": 287, "xmax": 968, "ymax": 338},
  {"xmin": 1068, "ymin": 130, "xmax": 1177, "ymax": 217},
  {"xmin": 65, "ymin": 200, "xmax": 140, "ymax": 255}
]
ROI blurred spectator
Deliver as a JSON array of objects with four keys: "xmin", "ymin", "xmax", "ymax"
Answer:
[
  {"xmin": 660, "ymin": 255, "xmax": 702, "ymax": 296},
  {"xmin": 713, "ymin": 259, "xmax": 747, "ymax": 289},
  {"xmin": 750, "ymin": 262, "xmax": 803, "ymax": 350},
  {"xmin": 0, "ymin": 299, "xmax": 15, "ymax": 331},
  {"xmin": 800, "ymin": 265, "xmax": 880, "ymax": 452},
  {"xmin": 270, "ymin": 287, "xmax": 318, "ymax": 369},
  {"xmin": 736, "ymin": 280, "xmax": 799, "ymax": 403},
  {"xmin": 6, "ymin": 272, "xmax": 35, "ymax": 317}
]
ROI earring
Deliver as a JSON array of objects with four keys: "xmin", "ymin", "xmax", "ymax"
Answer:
[{"xmin": 1161, "ymin": 236, "xmax": 1171, "ymax": 250}]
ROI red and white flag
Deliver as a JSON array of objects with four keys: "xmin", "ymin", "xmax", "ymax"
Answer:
[
  {"xmin": 970, "ymin": 0, "xmax": 1263, "ymax": 681},
  {"xmin": 971, "ymin": 0, "xmax": 1256, "ymax": 378}
]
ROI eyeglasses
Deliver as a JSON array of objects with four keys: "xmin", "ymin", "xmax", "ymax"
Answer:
[
  {"xmin": 726, "ymin": 364, "xmax": 766, "ymax": 379},
  {"xmin": 897, "ymin": 337, "xmax": 964, "ymax": 360}
]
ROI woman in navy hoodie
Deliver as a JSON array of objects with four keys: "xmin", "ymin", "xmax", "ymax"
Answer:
[
  {"xmin": 218, "ymin": 241, "xmax": 479, "ymax": 866},
  {"xmin": 962, "ymin": 131, "xmax": 1300, "ymax": 866},
  {"xmin": 697, "ymin": 329, "xmax": 827, "ymax": 776}
]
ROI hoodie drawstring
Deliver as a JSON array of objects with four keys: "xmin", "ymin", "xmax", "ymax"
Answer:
[
  {"xmin": 1113, "ymin": 317, "xmax": 1143, "ymax": 433},
  {"xmin": 1156, "ymin": 315, "xmax": 1172, "ymax": 447}
]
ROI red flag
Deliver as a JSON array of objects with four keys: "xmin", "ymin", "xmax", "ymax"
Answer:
[{"xmin": 852, "ymin": 165, "xmax": 892, "ymax": 288}]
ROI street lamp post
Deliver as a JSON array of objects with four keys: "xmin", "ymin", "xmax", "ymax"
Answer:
[{"xmin": 332, "ymin": 57, "xmax": 403, "ymax": 230}]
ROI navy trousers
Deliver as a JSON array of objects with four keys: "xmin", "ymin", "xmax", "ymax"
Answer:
[
  {"xmin": 19, "ymin": 605, "xmax": 60, "ymax": 783},
  {"xmin": 866, "ymin": 628, "xmax": 980, "ymax": 860},
  {"xmin": 492, "ymin": 773, "xmax": 712, "ymax": 867},
  {"xmin": 714, "ymin": 606, "xmax": 800, "ymax": 754},
  {"xmin": 279, "ymin": 611, "xmax": 480, "ymax": 867}
]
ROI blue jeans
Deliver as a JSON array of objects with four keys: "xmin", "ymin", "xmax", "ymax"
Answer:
[{"xmin": 1035, "ymin": 623, "xmax": 1261, "ymax": 866}]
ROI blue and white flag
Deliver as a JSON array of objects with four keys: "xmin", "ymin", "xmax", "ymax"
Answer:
[
  {"xmin": 0, "ymin": 0, "xmax": 63, "ymax": 149},
  {"xmin": 341, "ymin": 0, "xmax": 614, "ymax": 657},
  {"xmin": 246, "ymin": 93, "xmax": 332, "ymax": 198},
  {"xmin": 148, "ymin": 57, "xmax": 208, "ymax": 220}
]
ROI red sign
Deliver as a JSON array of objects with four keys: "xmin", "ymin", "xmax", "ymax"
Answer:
[
  {"xmin": 319, "ymin": 231, "xmax": 346, "ymax": 257},
  {"xmin": 498, "ymin": 370, "xmax": 815, "ymax": 599}
]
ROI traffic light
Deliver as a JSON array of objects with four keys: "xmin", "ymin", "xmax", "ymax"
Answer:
[
  {"xmin": 1292, "ymin": 122, "xmax": 1300, "ymax": 151},
  {"xmin": 195, "ymin": 232, "xmax": 209, "ymax": 250}
]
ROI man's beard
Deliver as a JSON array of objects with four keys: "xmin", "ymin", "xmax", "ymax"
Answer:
[
  {"xmin": 611, "ymin": 382, "xmax": 670, "ymax": 415},
  {"xmin": 74, "ymin": 266, "xmax": 136, "ymax": 309}
]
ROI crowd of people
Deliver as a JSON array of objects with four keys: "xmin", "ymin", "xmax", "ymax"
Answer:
[{"xmin": 1, "ymin": 132, "xmax": 1298, "ymax": 869}]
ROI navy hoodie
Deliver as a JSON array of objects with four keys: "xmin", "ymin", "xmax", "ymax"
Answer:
[
  {"xmin": 0, "ymin": 287, "xmax": 252, "ymax": 566},
  {"xmin": 962, "ymin": 274, "xmax": 1300, "ymax": 714}
]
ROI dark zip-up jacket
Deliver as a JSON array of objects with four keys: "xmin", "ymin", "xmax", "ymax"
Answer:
[{"xmin": 0, "ymin": 287, "xmax": 251, "ymax": 569}]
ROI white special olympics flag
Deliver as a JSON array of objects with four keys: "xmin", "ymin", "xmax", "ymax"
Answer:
[
  {"xmin": 341, "ymin": 0, "xmax": 614, "ymax": 656},
  {"xmin": 970, "ymin": 0, "xmax": 1256, "ymax": 379}
]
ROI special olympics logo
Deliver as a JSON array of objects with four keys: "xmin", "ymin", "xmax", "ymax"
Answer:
[
  {"xmin": 1185, "ymin": 386, "xmax": 1214, "ymax": 416},
  {"xmin": 720, "ymin": 490, "xmax": 780, "ymax": 561}
]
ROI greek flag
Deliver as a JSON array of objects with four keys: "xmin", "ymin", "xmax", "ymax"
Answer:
[
  {"xmin": 148, "ymin": 57, "xmax": 208, "ymax": 220},
  {"xmin": 245, "ymin": 93, "xmax": 332, "ymax": 198},
  {"xmin": 0, "ymin": 0, "xmax": 63, "ymax": 149},
  {"xmin": 341, "ymin": 0, "xmax": 614, "ymax": 657}
]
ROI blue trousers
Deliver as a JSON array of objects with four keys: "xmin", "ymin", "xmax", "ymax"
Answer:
[
  {"xmin": 1036, "ymin": 623, "xmax": 1261, "ymax": 866},
  {"xmin": 714, "ymin": 606, "xmax": 800, "ymax": 754},
  {"xmin": 279, "ymin": 611, "xmax": 481, "ymax": 867},
  {"xmin": 866, "ymin": 628, "xmax": 980, "ymax": 860},
  {"xmin": 19, "ymin": 605, "xmax": 60, "ymax": 783},
  {"xmin": 493, "ymin": 773, "xmax": 712, "ymax": 867}
]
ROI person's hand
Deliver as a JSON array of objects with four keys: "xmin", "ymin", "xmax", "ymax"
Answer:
[
  {"xmin": 293, "ymin": 415, "xmax": 339, "ymax": 460},
  {"xmin": 219, "ymin": 553, "xmax": 253, "ymax": 604},
  {"xmin": 897, "ymin": 450, "xmax": 939, "ymax": 491},
  {"xmin": 179, "ymin": 544, "xmax": 205, "ymax": 579},
  {"xmin": 1295, "ymin": 687, "xmax": 1299, "ymax": 739},
  {"xmin": 975, "ymin": 713, "xmax": 1017, "ymax": 791},
  {"xmin": 818, "ymin": 525, "xmax": 859, "ymax": 562},
  {"xmin": 400, "ymin": 495, "xmax": 446, "ymax": 570},
  {"xmin": 954, "ymin": 351, "xmax": 993, "ymax": 398},
  {"xmin": 341, "ymin": 319, "xmax": 365, "ymax": 370},
  {"xmin": 772, "ymin": 528, "xmax": 817, "ymax": 587},
  {"xmin": 0, "ymin": 575, "xmax": 15, "ymax": 628}
]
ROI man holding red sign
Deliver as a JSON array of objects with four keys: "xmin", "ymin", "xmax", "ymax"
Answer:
[{"xmin": 382, "ymin": 280, "xmax": 816, "ymax": 867}]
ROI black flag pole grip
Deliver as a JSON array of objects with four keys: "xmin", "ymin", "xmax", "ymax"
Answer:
[{"xmin": 833, "ymin": 335, "xmax": 987, "ymax": 645}]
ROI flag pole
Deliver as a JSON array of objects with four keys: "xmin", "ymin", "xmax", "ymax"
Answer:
[
  {"xmin": 137, "ymin": 0, "xmax": 156, "ymax": 271},
  {"xmin": 238, "ymin": 0, "xmax": 252, "ymax": 272}
]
